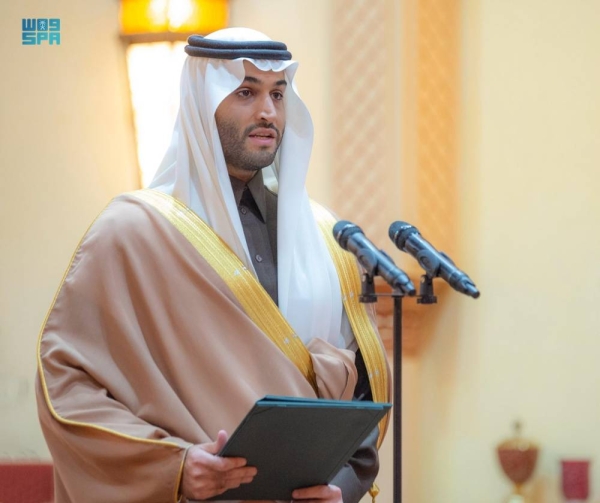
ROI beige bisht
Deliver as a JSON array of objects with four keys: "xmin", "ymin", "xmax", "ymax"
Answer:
[{"xmin": 36, "ymin": 194, "xmax": 388, "ymax": 503}]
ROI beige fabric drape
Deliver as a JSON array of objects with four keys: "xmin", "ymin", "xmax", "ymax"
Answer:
[{"xmin": 37, "ymin": 195, "xmax": 364, "ymax": 503}]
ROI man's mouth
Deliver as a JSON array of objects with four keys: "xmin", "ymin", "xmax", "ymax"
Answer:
[
  {"xmin": 248, "ymin": 128, "xmax": 276, "ymax": 139},
  {"xmin": 247, "ymin": 127, "xmax": 277, "ymax": 147}
]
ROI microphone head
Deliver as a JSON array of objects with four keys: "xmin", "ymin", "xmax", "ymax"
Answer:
[
  {"xmin": 388, "ymin": 221, "xmax": 419, "ymax": 250},
  {"xmin": 332, "ymin": 220, "xmax": 363, "ymax": 250}
]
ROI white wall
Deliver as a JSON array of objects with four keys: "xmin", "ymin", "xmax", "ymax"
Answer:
[
  {"xmin": 418, "ymin": 0, "xmax": 600, "ymax": 501},
  {"xmin": 0, "ymin": 0, "xmax": 138, "ymax": 456}
]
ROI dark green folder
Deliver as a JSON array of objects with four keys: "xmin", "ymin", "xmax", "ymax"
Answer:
[{"xmin": 203, "ymin": 395, "xmax": 391, "ymax": 501}]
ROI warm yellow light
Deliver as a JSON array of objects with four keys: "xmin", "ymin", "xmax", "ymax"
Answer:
[
  {"xmin": 149, "ymin": 0, "xmax": 168, "ymax": 26},
  {"xmin": 167, "ymin": 0, "xmax": 195, "ymax": 30},
  {"xmin": 126, "ymin": 42, "xmax": 188, "ymax": 186},
  {"xmin": 120, "ymin": 0, "xmax": 228, "ymax": 40}
]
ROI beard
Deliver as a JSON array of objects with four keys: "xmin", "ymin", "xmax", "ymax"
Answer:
[{"xmin": 216, "ymin": 118, "xmax": 284, "ymax": 174}]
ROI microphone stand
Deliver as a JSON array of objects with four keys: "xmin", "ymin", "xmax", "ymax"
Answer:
[{"xmin": 359, "ymin": 272, "xmax": 437, "ymax": 503}]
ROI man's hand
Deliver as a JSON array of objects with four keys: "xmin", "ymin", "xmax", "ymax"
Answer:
[
  {"xmin": 180, "ymin": 430, "xmax": 257, "ymax": 500},
  {"xmin": 292, "ymin": 484, "xmax": 343, "ymax": 502}
]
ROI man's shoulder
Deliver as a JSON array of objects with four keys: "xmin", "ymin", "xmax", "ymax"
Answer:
[
  {"xmin": 98, "ymin": 191, "xmax": 155, "ymax": 227},
  {"xmin": 83, "ymin": 192, "xmax": 164, "ymax": 249}
]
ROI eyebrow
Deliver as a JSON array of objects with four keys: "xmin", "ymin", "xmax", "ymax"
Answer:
[{"xmin": 243, "ymin": 76, "xmax": 287, "ymax": 87}]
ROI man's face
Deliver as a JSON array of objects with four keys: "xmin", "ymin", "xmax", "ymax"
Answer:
[{"xmin": 215, "ymin": 60, "xmax": 287, "ymax": 181}]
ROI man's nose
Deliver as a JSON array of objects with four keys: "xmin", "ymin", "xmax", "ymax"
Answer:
[{"xmin": 256, "ymin": 94, "xmax": 277, "ymax": 121}]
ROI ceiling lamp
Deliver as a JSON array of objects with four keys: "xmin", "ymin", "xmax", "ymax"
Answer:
[{"xmin": 120, "ymin": 0, "xmax": 229, "ymax": 43}]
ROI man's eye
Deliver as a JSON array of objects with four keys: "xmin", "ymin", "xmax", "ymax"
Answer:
[
  {"xmin": 237, "ymin": 89, "xmax": 252, "ymax": 98},
  {"xmin": 272, "ymin": 91, "xmax": 284, "ymax": 101}
]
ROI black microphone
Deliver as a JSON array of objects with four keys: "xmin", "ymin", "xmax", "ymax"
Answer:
[
  {"xmin": 333, "ymin": 220, "xmax": 416, "ymax": 296},
  {"xmin": 388, "ymin": 221, "xmax": 480, "ymax": 299}
]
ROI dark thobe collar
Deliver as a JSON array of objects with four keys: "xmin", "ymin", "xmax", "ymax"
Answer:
[{"xmin": 229, "ymin": 171, "xmax": 268, "ymax": 222}]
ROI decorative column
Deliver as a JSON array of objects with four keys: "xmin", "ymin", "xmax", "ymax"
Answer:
[{"xmin": 330, "ymin": 0, "xmax": 460, "ymax": 355}]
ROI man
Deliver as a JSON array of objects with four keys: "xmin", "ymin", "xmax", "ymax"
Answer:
[{"xmin": 36, "ymin": 28, "xmax": 389, "ymax": 503}]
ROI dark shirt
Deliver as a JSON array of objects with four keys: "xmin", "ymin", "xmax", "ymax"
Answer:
[{"xmin": 229, "ymin": 172, "xmax": 278, "ymax": 304}]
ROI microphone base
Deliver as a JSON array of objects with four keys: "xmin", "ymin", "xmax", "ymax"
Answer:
[
  {"xmin": 417, "ymin": 275, "xmax": 438, "ymax": 305},
  {"xmin": 359, "ymin": 273, "xmax": 378, "ymax": 303}
]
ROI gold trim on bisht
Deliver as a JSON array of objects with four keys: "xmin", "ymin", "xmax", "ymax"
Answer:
[
  {"xmin": 131, "ymin": 189, "xmax": 319, "ymax": 394},
  {"xmin": 311, "ymin": 201, "xmax": 391, "ymax": 448}
]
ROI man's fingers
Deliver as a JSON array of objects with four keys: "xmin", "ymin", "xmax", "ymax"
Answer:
[
  {"xmin": 181, "ymin": 439, "xmax": 258, "ymax": 501},
  {"xmin": 214, "ymin": 429, "xmax": 228, "ymax": 452},
  {"xmin": 219, "ymin": 466, "xmax": 258, "ymax": 481},
  {"xmin": 292, "ymin": 483, "xmax": 342, "ymax": 501},
  {"xmin": 188, "ymin": 443, "xmax": 249, "ymax": 472},
  {"xmin": 206, "ymin": 453, "xmax": 249, "ymax": 471},
  {"xmin": 201, "ymin": 429, "xmax": 229, "ymax": 455},
  {"xmin": 188, "ymin": 455, "xmax": 256, "ymax": 477},
  {"xmin": 187, "ymin": 464, "xmax": 257, "ymax": 486},
  {"xmin": 188, "ymin": 470, "xmax": 257, "ymax": 499}
]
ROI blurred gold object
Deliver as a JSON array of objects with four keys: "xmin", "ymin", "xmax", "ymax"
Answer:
[
  {"xmin": 497, "ymin": 421, "xmax": 539, "ymax": 502},
  {"xmin": 369, "ymin": 482, "xmax": 380, "ymax": 502}
]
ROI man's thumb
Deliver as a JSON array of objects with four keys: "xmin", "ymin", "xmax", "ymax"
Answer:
[{"xmin": 202, "ymin": 430, "xmax": 228, "ymax": 455}]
